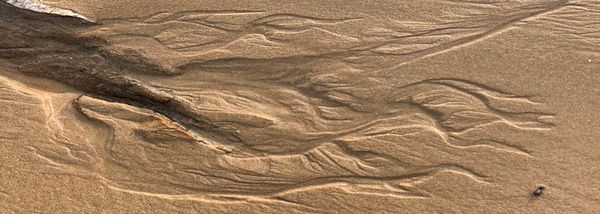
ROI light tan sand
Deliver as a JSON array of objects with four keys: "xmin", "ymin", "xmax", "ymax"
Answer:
[{"xmin": 1, "ymin": 0, "xmax": 599, "ymax": 213}]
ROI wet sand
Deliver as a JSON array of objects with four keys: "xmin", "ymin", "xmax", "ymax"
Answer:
[{"xmin": 1, "ymin": 0, "xmax": 599, "ymax": 213}]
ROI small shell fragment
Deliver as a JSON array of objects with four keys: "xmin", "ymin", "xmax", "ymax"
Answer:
[
  {"xmin": 5, "ymin": 0, "xmax": 94, "ymax": 22},
  {"xmin": 532, "ymin": 186, "xmax": 545, "ymax": 196}
]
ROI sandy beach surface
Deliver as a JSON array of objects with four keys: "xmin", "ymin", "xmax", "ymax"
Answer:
[{"xmin": 1, "ymin": 0, "xmax": 599, "ymax": 213}]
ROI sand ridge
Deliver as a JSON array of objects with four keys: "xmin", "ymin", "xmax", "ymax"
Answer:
[{"xmin": 0, "ymin": 0, "xmax": 599, "ymax": 213}]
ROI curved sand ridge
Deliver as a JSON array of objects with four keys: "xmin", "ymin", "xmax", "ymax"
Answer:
[
  {"xmin": 2, "ymin": 0, "xmax": 599, "ymax": 213},
  {"xmin": 0, "ymin": 0, "xmax": 557, "ymax": 205},
  {"xmin": 68, "ymin": 79, "xmax": 553, "ymax": 201}
]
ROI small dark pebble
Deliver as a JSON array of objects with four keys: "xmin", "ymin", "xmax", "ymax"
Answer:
[{"xmin": 532, "ymin": 186, "xmax": 545, "ymax": 196}]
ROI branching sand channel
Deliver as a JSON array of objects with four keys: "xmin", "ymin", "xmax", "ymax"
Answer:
[{"xmin": 0, "ymin": 1, "xmax": 562, "ymax": 209}]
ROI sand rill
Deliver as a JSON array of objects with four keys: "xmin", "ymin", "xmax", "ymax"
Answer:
[{"xmin": 0, "ymin": 0, "xmax": 598, "ymax": 213}]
